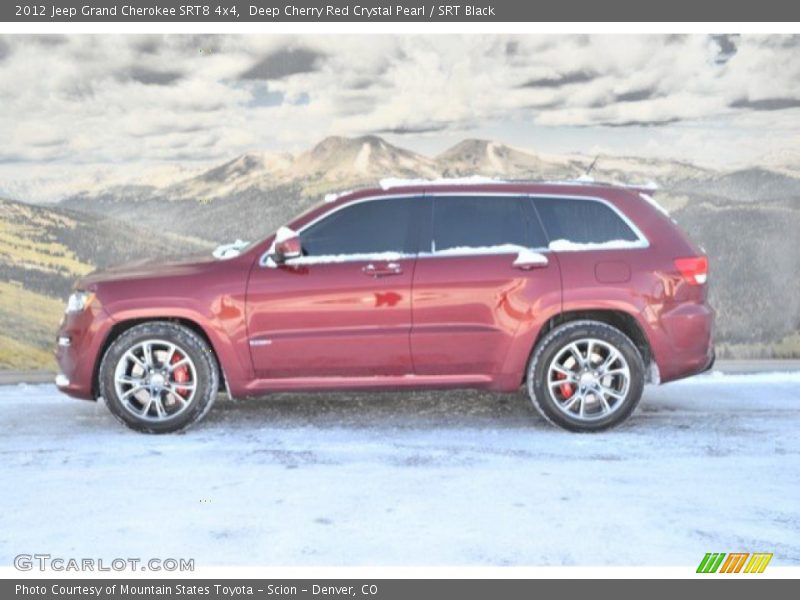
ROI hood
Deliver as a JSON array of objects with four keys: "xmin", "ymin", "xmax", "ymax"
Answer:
[{"xmin": 78, "ymin": 253, "xmax": 219, "ymax": 288}]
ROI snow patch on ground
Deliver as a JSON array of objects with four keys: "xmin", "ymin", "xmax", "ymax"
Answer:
[{"xmin": 1, "ymin": 372, "xmax": 798, "ymax": 567}]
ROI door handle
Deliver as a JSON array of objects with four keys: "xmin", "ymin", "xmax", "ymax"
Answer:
[
  {"xmin": 513, "ymin": 250, "xmax": 549, "ymax": 270},
  {"xmin": 362, "ymin": 262, "xmax": 403, "ymax": 277}
]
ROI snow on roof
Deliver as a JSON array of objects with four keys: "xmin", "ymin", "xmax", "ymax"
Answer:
[
  {"xmin": 378, "ymin": 175, "xmax": 660, "ymax": 191},
  {"xmin": 379, "ymin": 175, "xmax": 505, "ymax": 189},
  {"xmin": 324, "ymin": 190, "xmax": 354, "ymax": 203}
]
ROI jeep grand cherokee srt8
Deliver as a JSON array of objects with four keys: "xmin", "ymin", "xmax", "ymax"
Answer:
[{"xmin": 55, "ymin": 182, "xmax": 714, "ymax": 433}]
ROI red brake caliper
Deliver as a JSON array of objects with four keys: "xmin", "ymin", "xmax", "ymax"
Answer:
[
  {"xmin": 556, "ymin": 371, "xmax": 574, "ymax": 399},
  {"xmin": 171, "ymin": 352, "xmax": 190, "ymax": 397}
]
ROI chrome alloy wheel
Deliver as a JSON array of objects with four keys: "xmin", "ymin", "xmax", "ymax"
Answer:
[
  {"xmin": 546, "ymin": 337, "xmax": 631, "ymax": 422},
  {"xmin": 113, "ymin": 339, "xmax": 197, "ymax": 422}
]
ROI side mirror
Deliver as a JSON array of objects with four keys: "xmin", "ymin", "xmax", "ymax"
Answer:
[{"xmin": 271, "ymin": 227, "xmax": 302, "ymax": 263}]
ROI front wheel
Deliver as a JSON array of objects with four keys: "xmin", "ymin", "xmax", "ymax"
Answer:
[
  {"xmin": 98, "ymin": 322, "xmax": 219, "ymax": 433},
  {"xmin": 527, "ymin": 320, "xmax": 645, "ymax": 432}
]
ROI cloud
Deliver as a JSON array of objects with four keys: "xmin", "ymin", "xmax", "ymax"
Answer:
[
  {"xmin": 16, "ymin": 34, "xmax": 68, "ymax": 47},
  {"xmin": 730, "ymin": 97, "xmax": 800, "ymax": 111},
  {"xmin": 121, "ymin": 66, "xmax": 183, "ymax": 86},
  {"xmin": 615, "ymin": 88, "xmax": 658, "ymax": 103},
  {"xmin": 376, "ymin": 122, "xmax": 450, "ymax": 135},
  {"xmin": 240, "ymin": 47, "xmax": 324, "ymax": 80},
  {"xmin": 711, "ymin": 34, "xmax": 739, "ymax": 64},
  {"xmin": 0, "ymin": 33, "xmax": 800, "ymax": 181},
  {"xmin": 133, "ymin": 36, "xmax": 162, "ymax": 55},
  {"xmin": 520, "ymin": 70, "xmax": 596, "ymax": 88},
  {"xmin": 601, "ymin": 117, "xmax": 681, "ymax": 128}
]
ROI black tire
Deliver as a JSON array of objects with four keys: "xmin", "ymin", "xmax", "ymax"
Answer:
[
  {"xmin": 98, "ymin": 321, "xmax": 219, "ymax": 433},
  {"xmin": 526, "ymin": 320, "xmax": 645, "ymax": 432}
]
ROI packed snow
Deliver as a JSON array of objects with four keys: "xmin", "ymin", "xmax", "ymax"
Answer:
[
  {"xmin": 513, "ymin": 248, "xmax": 549, "ymax": 266},
  {"xmin": 548, "ymin": 238, "xmax": 645, "ymax": 252},
  {"xmin": 323, "ymin": 190, "xmax": 353, "ymax": 203},
  {"xmin": 379, "ymin": 175, "xmax": 504, "ymax": 189},
  {"xmin": 273, "ymin": 226, "xmax": 297, "ymax": 244},
  {"xmin": 286, "ymin": 251, "xmax": 410, "ymax": 266},
  {"xmin": 1, "ymin": 370, "xmax": 798, "ymax": 567},
  {"xmin": 212, "ymin": 239, "xmax": 250, "ymax": 260},
  {"xmin": 423, "ymin": 244, "xmax": 544, "ymax": 260},
  {"xmin": 269, "ymin": 245, "xmax": 550, "ymax": 267}
]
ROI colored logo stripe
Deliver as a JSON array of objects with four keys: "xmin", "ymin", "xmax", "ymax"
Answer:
[
  {"xmin": 744, "ymin": 553, "xmax": 773, "ymax": 573},
  {"xmin": 719, "ymin": 553, "xmax": 749, "ymax": 573},
  {"xmin": 697, "ymin": 553, "xmax": 726, "ymax": 573},
  {"xmin": 696, "ymin": 552, "xmax": 773, "ymax": 573}
]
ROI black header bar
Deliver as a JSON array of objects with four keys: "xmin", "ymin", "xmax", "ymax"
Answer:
[
  {"xmin": 3, "ymin": 0, "xmax": 800, "ymax": 22},
  {"xmin": 2, "ymin": 579, "xmax": 792, "ymax": 600}
]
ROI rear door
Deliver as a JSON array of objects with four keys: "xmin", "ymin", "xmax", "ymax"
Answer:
[{"xmin": 410, "ymin": 194, "xmax": 562, "ymax": 377}]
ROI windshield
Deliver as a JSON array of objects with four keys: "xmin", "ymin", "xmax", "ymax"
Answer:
[{"xmin": 211, "ymin": 199, "xmax": 329, "ymax": 260}]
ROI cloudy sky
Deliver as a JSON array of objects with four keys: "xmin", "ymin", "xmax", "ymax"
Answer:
[{"xmin": 1, "ymin": 34, "xmax": 800, "ymax": 201}]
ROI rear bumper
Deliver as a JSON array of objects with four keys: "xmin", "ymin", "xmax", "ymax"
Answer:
[{"xmin": 651, "ymin": 301, "xmax": 715, "ymax": 384}]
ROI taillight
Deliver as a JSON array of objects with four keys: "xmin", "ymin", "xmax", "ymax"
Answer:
[{"xmin": 674, "ymin": 256, "xmax": 708, "ymax": 285}]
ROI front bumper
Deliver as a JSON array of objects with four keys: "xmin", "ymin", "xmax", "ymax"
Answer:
[{"xmin": 55, "ymin": 304, "xmax": 114, "ymax": 400}]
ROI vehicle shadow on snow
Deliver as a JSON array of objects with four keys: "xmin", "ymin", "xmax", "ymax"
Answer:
[
  {"xmin": 196, "ymin": 388, "xmax": 674, "ymax": 433},
  {"xmin": 204, "ymin": 388, "xmax": 548, "ymax": 430},
  {"xmin": 40, "ymin": 384, "xmax": 686, "ymax": 435}
]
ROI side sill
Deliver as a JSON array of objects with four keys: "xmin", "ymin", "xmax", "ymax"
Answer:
[{"xmin": 241, "ymin": 373, "xmax": 495, "ymax": 396}]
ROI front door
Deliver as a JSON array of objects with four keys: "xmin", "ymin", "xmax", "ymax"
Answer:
[{"xmin": 246, "ymin": 196, "xmax": 422, "ymax": 379}]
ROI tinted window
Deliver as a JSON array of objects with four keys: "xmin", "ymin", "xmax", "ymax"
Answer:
[
  {"xmin": 300, "ymin": 197, "xmax": 417, "ymax": 256},
  {"xmin": 433, "ymin": 196, "xmax": 543, "ymax": 251},
  {"xmin": 533, "ymin": 197, "xmax": 639, "ymax": 244}
]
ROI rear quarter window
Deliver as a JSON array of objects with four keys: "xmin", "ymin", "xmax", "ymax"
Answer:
[{"xmin": 533, "ymin": 197, "xmax": 640, "ymax": 244}]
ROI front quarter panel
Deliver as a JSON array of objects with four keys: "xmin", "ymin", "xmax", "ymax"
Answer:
[{"xmin": 92, "ymin": 256, "xmax": 254, "ymax": 397}]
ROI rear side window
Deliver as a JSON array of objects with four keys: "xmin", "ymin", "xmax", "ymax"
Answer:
[
  {"xmin": 300, "ymin": 197, "xmax": 417, "ymax": 256},
  {"xmin": 533, "ymin": 197, "xmax": 639, "ymax": 244},
  {"xmin": 432, "ymin": 196, "xmax": 546, "ymax": 252}
]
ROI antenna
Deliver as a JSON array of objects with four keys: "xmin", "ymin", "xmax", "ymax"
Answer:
[{"xmin": 585, "ymin": 155, "xmax": 599, "ymax": 178}]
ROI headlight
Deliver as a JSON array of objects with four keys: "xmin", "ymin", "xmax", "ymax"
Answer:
[{"xmin": 65, "ymin": 291, "xmax": 95, "ymax": 314}]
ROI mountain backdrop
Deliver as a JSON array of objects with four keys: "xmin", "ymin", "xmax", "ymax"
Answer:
[{"xmin": 2, "ymin": 135, "xmax": 799, "ymax": 369}]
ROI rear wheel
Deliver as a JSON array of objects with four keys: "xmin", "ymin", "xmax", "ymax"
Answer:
[
  {"xmin": 98, "ymin": 322, "xmax": 218, "ymax": 433},
  {"xmin": 527, "ymin": 320, "xmax": 644, "ymax": 432}
]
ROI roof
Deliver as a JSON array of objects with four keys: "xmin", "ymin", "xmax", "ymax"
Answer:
[{"xmin": 323, "ymin": 178, "xmax": 657, "ymax": 206}]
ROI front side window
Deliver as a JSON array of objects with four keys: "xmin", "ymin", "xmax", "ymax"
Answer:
[
  {"xmin": 300, "ymin": 197, "xmax": 418, "ymax": 256},
  {"xmin": 533, "ymin": 197, "xmax": 640, "ymax": 244},
  {"xmin": 432, "ymin": 196, "xmax": 542, "ymax": 252}
]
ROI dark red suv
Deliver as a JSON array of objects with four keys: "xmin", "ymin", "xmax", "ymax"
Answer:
[{"xmin": 55, "ymin": 182, "xmax": 714, "ymax": 433}]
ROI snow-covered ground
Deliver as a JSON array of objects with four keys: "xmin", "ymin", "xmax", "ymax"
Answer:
[{"xmin": 1, "ymin": 372, "xmax": 799, "ymax": 567}]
